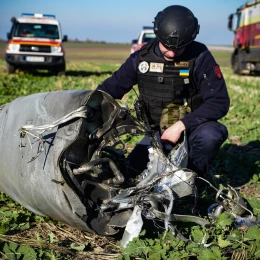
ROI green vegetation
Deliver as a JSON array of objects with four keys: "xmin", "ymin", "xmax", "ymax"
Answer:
[
  {"xmin": 211, "ymin": 51, "xmax": 231, "ymax": 67},
  {"xmin": 0, "ymin": 45, "xmax": 259, "ymax": 259}
]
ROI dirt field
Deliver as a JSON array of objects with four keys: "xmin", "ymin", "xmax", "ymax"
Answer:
[
  {"xmin": 0, "ymin": 41, "xmax": 232, "ymax": 64},
  {"xmin": 64, "ymin": 44, "xmax": 131, "ymax": 63}
]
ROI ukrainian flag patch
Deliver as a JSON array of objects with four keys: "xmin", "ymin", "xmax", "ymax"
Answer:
[{"xmin": 179, "ymin": 69, "xmax": 189, "ymax": 76}]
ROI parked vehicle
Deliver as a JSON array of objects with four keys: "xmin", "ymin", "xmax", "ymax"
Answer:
[
  {"xmin": 130, "ymin": 26, "xmax": 156, "ymax": 53},
  {"xmin": 5, "ymin": 13, "xmax": 68, "ymax": 75},
  {"xmin": 228, "ymin": 0, "xmax": 260, "ymax": 74}
]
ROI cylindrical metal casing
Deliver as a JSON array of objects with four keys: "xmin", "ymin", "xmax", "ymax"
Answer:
[{"xmin": 0, "ymin": 90, "xmax": 94, "ymax": 232}]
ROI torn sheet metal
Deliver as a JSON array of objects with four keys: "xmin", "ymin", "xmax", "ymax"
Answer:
[{"xmin": 120, "ymin": 205, "xmax": 143, "ymax": 248}]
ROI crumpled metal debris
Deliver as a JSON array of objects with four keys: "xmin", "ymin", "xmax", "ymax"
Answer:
[
  {"xmin": 207, "ymin": 184, "xmax": 260, "ymax": 228},
  {"xmin": 99, "ymin": 132, "xmax": 207, "ymax": 247},
  {"xmin": 0, "ymin": 89, "xmax": 259, "ymax": 248}
]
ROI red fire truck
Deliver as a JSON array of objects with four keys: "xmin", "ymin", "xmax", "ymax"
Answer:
[{"xmin": 228, "ymin": 0, "xmax": 260, "ymax": 74}]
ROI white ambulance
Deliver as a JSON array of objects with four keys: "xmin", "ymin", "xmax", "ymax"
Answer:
[{"xmin": 5, "ymin": 13, "xmax": 67, "ymax": 75}]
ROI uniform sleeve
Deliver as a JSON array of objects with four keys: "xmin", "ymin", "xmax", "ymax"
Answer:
[
  {"xmin": 181, "ymin": 50, "xmax": 230, "ymax": 133},
  {"xmin": 96, "ymin": 52, "xmax": 138, "ymax": 99}
]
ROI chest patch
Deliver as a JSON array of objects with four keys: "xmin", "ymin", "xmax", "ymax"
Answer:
[
  {"xmin": 138, "ymin": 61, "xmax": 149, "ymax": 73},
  {"xmin": 174, "ymin": 61, "xmax": 189, "ymax": 67},
  {"xmin": 179, "ymin": 70, "xmax": 189, "ymax": 77},
  {"xmin": 149, "ymin": 62, "xmax": 164, "ymax": 73},
  {"xmin": 184, "ymin": 78, "xmax": 190, "ymax": 84}
]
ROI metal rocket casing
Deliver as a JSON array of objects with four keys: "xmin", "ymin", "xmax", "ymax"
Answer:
[{"xmin": 0, "ymin": 90, "xmax": 95, "ymax": 232}]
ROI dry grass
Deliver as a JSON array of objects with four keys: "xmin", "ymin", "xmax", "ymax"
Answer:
[{"xmin": 0, "ymin": 221, "xmax": 122, "ymax": 259}]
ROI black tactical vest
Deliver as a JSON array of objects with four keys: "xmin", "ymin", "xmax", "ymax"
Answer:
[{"xmin": 137, "ymin": 40, "xmax": 206, "ymax": 126}]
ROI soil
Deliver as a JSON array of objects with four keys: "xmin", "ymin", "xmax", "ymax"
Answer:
[
  {"xmin": 64, "ymin": 45, "xmax": 131, "ymax": 63},
  {"xmin": 0, "ymin": 43, "xmax": 232, "ymax": 63}
]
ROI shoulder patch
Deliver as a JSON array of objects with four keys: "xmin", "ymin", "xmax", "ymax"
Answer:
[
  {"xmin": 138, "ymin": 61, "xmax": 149, "ymax": 73},
  {"xmin": 213, "ymin": 65, "xmax": 222, "ymax": 79}
]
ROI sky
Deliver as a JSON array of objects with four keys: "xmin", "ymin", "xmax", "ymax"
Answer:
[{"xmin": 0, "ymin": 0, "xmax": 248, "ymax": 46}]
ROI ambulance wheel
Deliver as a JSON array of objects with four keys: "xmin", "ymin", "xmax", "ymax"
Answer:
[
  {"xmin": 49, "ymin": 65, "xmax": 65, "ymax": 76},
  {"xmin": 57, "ymin": 70, "xmax": 66, "ymax": 76},
  {"xmin": 6, "ymin": 63, "xmax": 16, "ymax": 74}
]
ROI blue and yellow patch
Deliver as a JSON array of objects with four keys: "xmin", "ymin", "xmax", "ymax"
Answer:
[{"xmin": 179, "ymin": 69, "xmax": 189, "ymax": 77}]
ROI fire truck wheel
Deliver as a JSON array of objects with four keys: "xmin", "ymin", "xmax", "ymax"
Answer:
[
  {"xmin": 6, "ymin": 63, "xmax": 16, "ymax": 74},
  {"xmin": 233, "ymin": 54, "xmax": 242, "ymax": 75}
]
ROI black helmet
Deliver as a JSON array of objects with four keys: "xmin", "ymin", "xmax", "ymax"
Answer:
[{"xmin": 154, "ymin": 5, "xmax": 200, "ymax": 49}]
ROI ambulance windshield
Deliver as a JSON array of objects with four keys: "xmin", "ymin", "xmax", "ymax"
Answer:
[{"xmin": 13, "ymin": 23, "xmax": 60, "ymax": 40}]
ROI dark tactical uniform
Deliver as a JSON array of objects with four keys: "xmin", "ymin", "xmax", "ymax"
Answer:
[{"xmin": 97, "ymin": 40, "xmax": 230, "ymax": 176}]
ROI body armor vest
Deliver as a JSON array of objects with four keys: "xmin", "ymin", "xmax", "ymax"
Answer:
[{"xmin": 137, "ymin": 40, "xmax": 205, "ymax": 128}]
